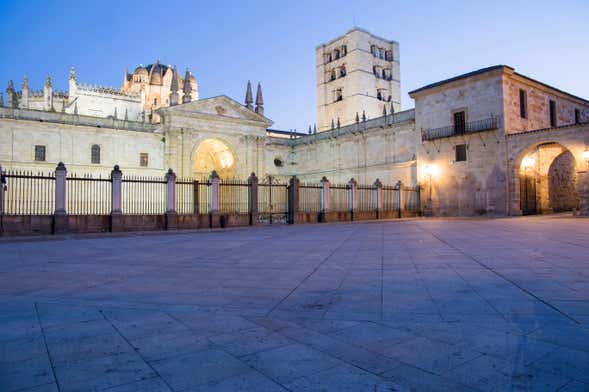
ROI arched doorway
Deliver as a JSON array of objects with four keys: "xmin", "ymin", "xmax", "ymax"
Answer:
[
  {"xmin": 193, "ymin": 139, "xmax": 236, "ymax": 178},
  {"xmin": 517, "ymin": 142, "xmax": 578, "ymax": 215}
]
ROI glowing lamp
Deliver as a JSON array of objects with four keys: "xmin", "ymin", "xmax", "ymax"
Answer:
[
  {"xmin": 424, "ymin": 164, "xmax": 437, "ymax": 177},
  {"xmin": 521, "ymin": 156, "xmax": 535, "ymax": 170},
  {"xmin": 583, "ymin": 149, "xmax": 589, "ymax": 164}
]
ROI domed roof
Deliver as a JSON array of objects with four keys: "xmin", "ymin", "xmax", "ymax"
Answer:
[
  {"xmin": 133, "ymin": 66, "xmax": 148, "ymax": 76},
  {"xmin": 145, "ymin": 62, "xmax": 171, "ymax": 86}
]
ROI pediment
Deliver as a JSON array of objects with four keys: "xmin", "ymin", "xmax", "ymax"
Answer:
[{"xmin": 161, "ymin": 95, "xmax": 272, "ymax": 126}]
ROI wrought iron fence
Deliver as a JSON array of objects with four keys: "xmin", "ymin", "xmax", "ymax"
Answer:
[
  {"xmin": 66, "ymin": 173, "xmax": 111, "ymax": 215},
  {"xmin": 176, "ymin": 178, "xmax": 195, "ymax": 215},
  {"xmin": 403, "ymin": 184, "xmax": 421, "ymax": 213},
  {"xmin": 258, "ymin": 176, "xmax": 288, "ymax": 223},
  {"xmin": 219, "ymin": 179, "xmax": 249, "ymax": 214},
  {"xmin": 122, "ymin": 175, "xmax": 166, "ymax": 215},
  {"xmin": 1, "ymin": 169, "xmax": 55, "ymax": 215},
  {"xmin": 329, "ymin": 184, "xmax": 349, "ymax": 212},
  {"xmin": 382, "ymin": 185, "xmax": 400, "ymax": 211},
  {"xmin": 357, "ymin": 185, "xmax": 374, "ymax": 212},
  {"xmin": 299, "ymin": 183, "xmax": 322, "ymax": 212}
]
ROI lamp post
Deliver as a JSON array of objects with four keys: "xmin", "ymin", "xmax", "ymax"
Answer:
[{"xmin": 423, "ymin": 165, "xmax": 434, "ymax": 217}]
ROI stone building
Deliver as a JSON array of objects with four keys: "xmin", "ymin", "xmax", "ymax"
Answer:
[
  {"xmin": 410, "ymin": 65, "xmax": 589, "ymax": 216},
  {"xmin": 3, "ymin": 61, "xmax": 198, "ymax": 124},
  {"xmin": 316, "ymin": 28, "xmax": 401, "ymax": 131},
  {"xmin": 1, "ymin": 29, "xmax": 588, "ymax": 216}
]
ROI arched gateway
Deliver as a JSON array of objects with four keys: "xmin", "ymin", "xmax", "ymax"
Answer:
[
  {"xmin": 507, "ymin": 124, "xmax": 589, "ymax": 216},
  {"xmin": 193, "ymin": 138, "xmax": 236, "ymax": 179}
]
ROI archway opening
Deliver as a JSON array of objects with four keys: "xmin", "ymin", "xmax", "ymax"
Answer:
[
  {"xmin": 193, "ymin": 139, "xmax": 236, "ymax": 179},
  {"xmin": 517, "ymin": 142, "xmax": 578, "ymax": 215}
]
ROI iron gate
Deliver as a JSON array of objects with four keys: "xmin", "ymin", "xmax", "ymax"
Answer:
[{"xmin": 258, "ymin": 175, "xmax": 288, "ymax": 224}]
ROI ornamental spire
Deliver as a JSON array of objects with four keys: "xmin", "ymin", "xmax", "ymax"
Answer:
[
  {"xmin": 22, "ymin": 75, "xmax": 28, "ymax": 90},
  {"xmin": 255, "ymin": 82, "xmax": 264, "ymax": 116},
  {"xmin": 182, "ymin": 69, "xmax": 193, "ymax": 103},
  {"xmin": 169, "ymin": 66, "xmax": 180, "ymax": 106},
  {"xmin": 245, "ymin": 80, "xmax": 253, "ymax": 110}
]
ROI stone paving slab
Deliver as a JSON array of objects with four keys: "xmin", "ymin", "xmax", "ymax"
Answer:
[{"xmin": 1, "ymin": 216, "xmax": 589, "ymax": 391}]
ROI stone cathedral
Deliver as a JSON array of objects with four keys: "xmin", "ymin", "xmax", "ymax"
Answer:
[{"xmin": 1, "ymin": 28, "xmax": 589, "ymax": 216}]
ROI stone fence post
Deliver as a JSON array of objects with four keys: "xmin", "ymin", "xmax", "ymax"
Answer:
[
  {"xmin": 209, "ymin": 170, "xmax": 220, "ymax": 228},
  {"xmin": 110, "ymin": 165, "xmax": 123, "ymax": 232},
  {"xmin": 248, "ymin": 172, "xmax": 258, "ymax": 226},
  {"xmin": 374, "ymin": 179, "xmax": 382, "ymax": 219},
  {"xmin": 53, "ymin": 162, "xmax": 68, "ymax": 234},
  {"xmin": 192, "ymin": 180, "xmax": 200, "ymax": 215},
  {"xmin": 165, "ymin": 168, "xmax": 177, "ymax": 230},
  {"xmin": 348, "ymin": 178, "xmax": 357, "ymax": 220},
  {"xmin": 320, "ymin": 176, "xmax": 330, "ymax": 222},
  {"xmin": 396, "ymin": 180, "xmax": 403, "ymax": 218},
  {"xmin": 288, "ymin": 175, "xmax": 299, "ymax": 224}
]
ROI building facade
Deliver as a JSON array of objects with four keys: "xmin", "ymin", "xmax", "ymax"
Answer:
[{"xmin": 1, "ymin": 29, "xmax": 588, "ymax": 216}]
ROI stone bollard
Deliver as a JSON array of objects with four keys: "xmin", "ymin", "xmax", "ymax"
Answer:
[
  {"xmin": 374, "ymin": 179, "xmax": 382, "ymax": 219},
  {"xmin": 320, "ymin": 176, "xmax": 330, "ymax": 223},
  {"xmin": 110, "ymin": 165, "xmax": 123, "ymax": 232},
  {"xmin": 348, "ymin": 178, "xmax": 357, "ymax": 221},
  {"xmin": 209, "ymin": 170, "xmax": 220, "ymax": 228},
  {"xmin": 288, "ymin": 175, "xmax": 299, "ymax": 224},
  {"xmin": 165, "ymin": 168, "xmax": 177, "ymax": 230},
  {"xmin": 53, "ymin": 162, "xmax": 68, "ymax": 234},
  {"xmin": 248, "ymin": 172, "xmax": 259, "ymax": 226}
]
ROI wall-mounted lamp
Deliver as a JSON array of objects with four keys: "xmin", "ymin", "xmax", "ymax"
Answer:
[
  {"xmin": 583, "ymin": 148, "xmax": 589, "ymax": 166},
  {"xmin": 521, "ymin": 156, "xmax": 535, "ymax": 170}
]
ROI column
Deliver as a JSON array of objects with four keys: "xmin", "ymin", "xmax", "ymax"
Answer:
[
  {"xmin": 248, "ymin": 172, "xmax": 259, "ymax": 225},
  {"xmin": 53, "ymin": 162, "xmax": 68, "ymax": 234},
  {"xmin": 396, "ymin": 180, "xmax": 403, "ymax": 218},
  {"xmin": 165, "ymin": 168, "xmax": 177, "ymax": 230},
  {"xmin": 288, "ymin": 175, "xmax": 299, "ymax": 224},
  {"xmin": 374, "ymin": 179, "xmax": 382, "ymax": 219},
  {"xmin": 320, "ymin": 176, "xmax": 330, "ymax": 223},
  {"xmin": 348, "ymin": 178, "xmax": 357, "ymax": 221},
  {"xmin": 209, "ymin": 170, "xmax": 220, "ymax": 228},
  {"xmin": 110, "ymin": 165, "xmax": 123, "ymax": 232}
]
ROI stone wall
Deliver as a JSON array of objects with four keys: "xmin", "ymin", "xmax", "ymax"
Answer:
[{"xmin": 548, "ymin": 151, "xmax": 578, "ymax": 212}]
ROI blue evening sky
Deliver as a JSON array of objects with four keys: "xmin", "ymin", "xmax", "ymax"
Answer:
[{"xmin": 0, "ymin": 0, "xmax": 587, "ymax": 130}]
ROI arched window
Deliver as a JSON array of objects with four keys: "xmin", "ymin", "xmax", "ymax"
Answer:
[
  {"xmin": 335, "ymin": 89, "xmax": 343, "ymax": 102},
  {"xmin": 340, "ymin": 66, "xmax": 346, "ymax": 77},
  {"xmin": 373, "ymin": 66, "xmax": 378, "ymax": 76},
  {"xmin": 376, "ymin": 90, "xmax": 383, "ymax": 101},
  {"xmin": 334, "ymin": 49, "xmax": 340, "ymax": 60},
  {"xmin": 382, "ymin": 69, "xmax": 387, "ymax": 79},
  {"xmin": 341, "ymin": 45, "xmax": 347, "ymax": 56},
  {"xmin": 330, "ymin": 69, "xmax": 336, "ymax": 81},
  {"xmin": 91, "ymin": 144, "xmax": 100, "ymax": 164},
  {"xmin": 370, "ymin": 45, "xmax": 376, "ymax": 56},
  {"xmin": 385, "ymin": 50, "xmax": 393, "ymax": 61}
]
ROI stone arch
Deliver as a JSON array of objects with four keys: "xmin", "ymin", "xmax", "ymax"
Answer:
[
  {"xmin": 511, "ymin": 141, "xmax": 578, "ymax": 215},
  {"xmin": 192, "ymin": 138, "xmax": 237, "ymax": 179}
]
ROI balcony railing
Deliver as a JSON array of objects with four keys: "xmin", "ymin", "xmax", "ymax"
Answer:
[{"xmin": 422, "ymin": 117, "xmax": 498, "ymax": 141}]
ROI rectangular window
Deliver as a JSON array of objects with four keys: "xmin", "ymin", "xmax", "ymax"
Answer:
[
  {"xmin": 455, "ymin": 144, "xmax": 467, "ymax": 162},
  {"xmin": 519, "ymin": 89, "xmax": 527, "ymax": 119},
  {"xmin": 454, "ymin": 111, "xmax": 466, "ymax": 134},
  {"xmin": 549, "ymin": 100, "xmax": 556, "ymax": 127},
  {"xmin": 140, "ymin": 153, "xmax": 148, "ymax": 167},
  {"xmin": 334, "ymin": 89, "xmax": 343, "ymax": 102},
  {"xmin": 34, "ymin": 145, "xmax": 46, "ymax": 162},
  {"xmin": 575, "ymin": 108, "xmax": 580, "ymax": 124}
]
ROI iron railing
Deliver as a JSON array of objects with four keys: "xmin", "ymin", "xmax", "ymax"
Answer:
[
  {"xmin": 258, "ymin": 176, "xmax": 288, "ymax": 223},
  {"xmin": 382, "ymin": 185, "xmax": 400, "ymax": 211},
  {"xmin": 402, "ymin": 184, "xmax": 421, "ymax": 213},
  {"xmin": 299, "ymin": 183, "xmax": 322, "ymax": 212},
  {"xmin": 357, "ymin": 185, "xmax": 374, "ymax": 212},
  {"xmin": 219, "ymin": 179, "xmax": 249, "ymax": 214},
  {"xmin": 422, "ymin": 117, "xmax": 498, "ymax": 141},
  {"xmin": 329, "ymin": 184, "xmax": 349, "ymax": 212},
  {"xmin": 67, "ymin": 173, "xmax": 111, "ymax": 215},
  {"xmin": 121, "ymin": 175, "xmax": 166, "ymax": 215},
  {"xmin": 2, "ymin": 169, "xmax": 55, "ymax": 215}
]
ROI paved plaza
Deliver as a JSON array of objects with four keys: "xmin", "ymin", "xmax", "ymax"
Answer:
[{"xmin": 1, "ymin": 216, "xmax": 589, "ymax": 391}]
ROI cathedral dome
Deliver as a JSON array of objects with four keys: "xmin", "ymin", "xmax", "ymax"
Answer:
[
  {"xmin": 133, "ymin": 66, "xmax": 148, "ymax": 77},
  {"xmin": 145, "ymin": 63, "xmax": 170, "ymax": 86}
]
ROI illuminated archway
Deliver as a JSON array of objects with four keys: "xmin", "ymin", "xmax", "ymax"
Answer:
[{"xmin": 193, "ymin": 139, "xmax": 236, "ymax": 178}]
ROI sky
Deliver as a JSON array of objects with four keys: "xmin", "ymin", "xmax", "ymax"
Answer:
[{"xmin": 0, "ymin": 0, "xmax": 587, "ymax": 130}]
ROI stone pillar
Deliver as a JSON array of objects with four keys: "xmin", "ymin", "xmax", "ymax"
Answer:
[
  {"xmin": 248, "ymin": 172, "xmax": 259, "ymax": 226},
  {"xmin": 348, "ymin": 178, "xmax": 357, "ymax": 221},
  {"xmin": 320, "ymin": 176, "xmax": 330, "ymax": 223},
  {"xmin": 110, "ymin": 165, "xmax": 123, "ymax": 232},
  {"xmin": 374, "ymin": 179, "xmax": 382, "ymax": 219},
  {"xmin": 396, "ymin": 180, "xmax": 403, "ymax": 218},
  {"xmin": 288, "ymin": 175, "xmax": 299, "ymax": 224},
  {"xmin": 165, "ymin": 168, "xmax": 177, "ymax": 230},
  {"xmin": 192, "ymin": 180, "xmax": 200, "ymax": 215},
  {"xmin": 53, "ymin": 162, "xmax": 68, "ymax": 234},
  {"xmin": 578, "ymin": 171, "xmax": 589, "ymax": 216},
  {"xmin": 209, "ymin": 170, "xmax": 220, "ymax": 228}
]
